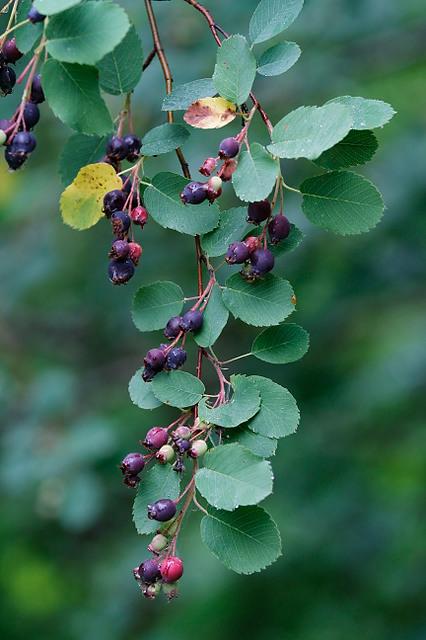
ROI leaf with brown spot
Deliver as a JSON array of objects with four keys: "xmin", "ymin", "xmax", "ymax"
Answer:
[{"xmin": 183, "ymin": 97, "xmax": 237, "ymax": 130}]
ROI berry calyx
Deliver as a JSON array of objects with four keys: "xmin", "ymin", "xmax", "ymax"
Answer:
[
  {"xmin": 0, "ymin": 65, "xmax": 16, "ymax": 95},
  {"xmin": 1, "ymin": 38, "xmax": 23, "ymax": 64},
  {"xmin": 22, "ymin": 102, "xmax": 40, "ymax": 129},
  {"xmin": 247, "ymin": 200, "xmax": 272, "ymax": 224},
  {"xmin": 143, "ymin": 427, "xmax": 169, "ymax": 450},
  {"xmin": 27, "ymin": 5, "xmax": 46, "ymax": 23},
  {"xmin": 123, "ymin": 134, "xmax": 142, "ymax": 161},
  {"xmin": 160, "ymin": 556, "xmax": 184, "ymax": 583},
  {"xmin": 109, "ymin": 239, "xmax": 130, "ymax": 260},
  {"xmin": 166, "ymin": 347, "xmax": 187, "ymax": 370},
  {"xmin": 156, "ymin": 444, "xmax": 175, "ymax": 464},
  {"xmin": 148, "ymin": 534, "xmax": 168, "ymax": 554},
  {"xmin": 179, "ymin": 309, "xmax": 203, "ymax": 332},
  {"xmin": 249, "ymin": 248, "xmax": 275, "ymax": 277},
  {"xmin": 108, "ymin": 258, "xmax": 135, "ymax": 285},
  {"xmin": 130, "ymin": 205, "xmax": 148, "ymax": 227},
  {"xmin": 138, "ymin": 559, "xmax": 161, "ymax": 584},
  {"xmin": 180, "ymin": 181, "xmax": 208, "ymax": 205},
  {"xmin": 147, "ymin": 499, "xmax": 177, "ymax": 522},
  {"xmin": 268, "ymin": 214, "xmax": 291, "ymax": 244},
  {"xmin": 189, "ymin": 440, "xmax": 208, "ymax": 458},
  {"xmin": 120, "ymin": 452, "xmax": 145, "ymax": 475},
  {"xmin": 30, "ymin": 74, "xmax": 45, "ymax": 104},
  {"xmin": 111, "ymin": 210, "xmax": 131, "ymax": 239},
  {"xmin": 226, "ymin": 241, "xmax": 250, "ymax": 265},
  {"xmin": 106, "ymin": 136, "xmax": 129, "ymax": 161},
  {"xmin": 164, "ymin": 316, "xmax": 182, "ymax": 340},
  {"xmin": 128, "ymin": 242, "xmax": 142, "ymax": 265},
  {"xmin": 218, "ymin": 137, "xmax": 240, "ymax": 159},
  {"xmin": 103, "ymin": 190, "xmax": 126, "ymax": 217}
]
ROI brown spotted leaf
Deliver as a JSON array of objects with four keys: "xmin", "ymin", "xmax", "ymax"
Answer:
[{"xmin": 184, "ymin": 97, "xmax": 237, "ymax": 130}]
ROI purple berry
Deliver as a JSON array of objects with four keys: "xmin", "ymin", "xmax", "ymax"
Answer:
[
  {"xmin": 142, "ymin": 365, "xmax": 156, "ymax": 383},
  {"xmin": 219, "ymin": 137, "xmax": 240, "ymax": 159},
  {"xmin": 27, "ymin": 5, "xmax": 45, "ymax": 23},
  {"xmin": 0, "ymin": 119, "xmax": 12, "ymax": 142},
  {"xmin": 120, "ymin": 452, "xmax": 145, "ymax": 475},
  {"xmin": 111, "ymin": 210, "xmax": 131, "ymax": 239},
  {"xmin": 166, "ymin": 347, "xmax": 187, "ymax": 371},
  {"xmin": 180, "ymin": 310, "xmax": 203, "ymax": 333},
  {"xmin": 4, "ymin": 148, "xmax": 27, "ymax": 170},
  {"xmin": 106, "ymin": 136, "xmax": 129, "ymax": 161},
  {"xmin": 226, "ymin": 241, "xmax": 250, "ymax": 265},
  {"xmin": 147, "ymin": 499, "xmax": 176, "ymax": 522},
  {"xmin": 137, "ymin": 559, "xmax": 161, "ymax": 584},
  {"xmin": 175, "ymin": 438, "xmax": 191, "ymax": 454},
  {"xmin": 173, "ymin": 426, "xmax": 191, "ymax": 440},
  {"xmin": 164, "ymin": 316, "xmax": 182, "ymax": 340},
  {"xmin": 123, "ymin": 474, "xmax": 140, "ymax": 488},
  {"xmin": 0, "ymin": 65, "xmax": 16, "ymax": 95},
  {"xmin": 247, "ymin": 200, "xmax": 272, "ymax": 225},
  {"xmin": 30, "ymin": 74, "xmax": 45, "ymax": 104},
  {"xmin": 180, "ymin": 181, "xmax": 207, "ymax": 205},
  {"xmin": 144, "ymin": 348, "xmax": 166, "ymax": 372},
  {"xmin": 108, "ymin": 258, "xmax": 135, "ymax": 285},
  {"xmin": 249, "ymin": 248, "xmax": 275, "ymax": 276},
  {"xmin": 268, "ymin": 214, "xmax": 291, "ymax": 244},
  {"xmin": 123, "ymin": 134, "xmax": 142, "ymax": 161},
  {"xmin": 103, "ymin": 189, "xmax": 126, "ymax": 217},
  {"xmin": 109, "ymin": 239, "xmax": 130, "ymax": 260},
  {"xmin": 143, "ymin": 427, "xmax": 169, "ymax": 450},
  {"xmin": 12, "ymin": 131, "xmax": 36, "ymax": 153},
  {"xmin": 1, "ymin": 38, "xmax": 23, "ymax": 64},
  {"xmin": 23, "ymin": 102, "xmax": 40, "ymax": 129}
]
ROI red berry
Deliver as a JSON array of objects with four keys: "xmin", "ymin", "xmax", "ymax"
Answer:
[
  {"xmin": 219, "ymin": 159, "xmax": 238, "ymax": 182},
  {"xmin": 130, "ymin": 205, "xmax": 148, "ymax": 227},
  {"xmin": 160, "ymin": 556, "xmax": 184, "ymax": 583},
  {"xmin": 199, "ymin": 157, "xmax": 217, "ymax": 176},
  {"xmin": 128, "ymin": 242, "xmax": 142, "ymax": 265}
]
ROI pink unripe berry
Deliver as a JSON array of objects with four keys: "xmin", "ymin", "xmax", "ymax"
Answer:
[
  {"xmin": 130, "ymin": 205, "xmax": 148, "ymax": 227},
  {"xmin": 199, "ymin": 157, "xmax": 217, "ymax": 176},
  {"xmin": 189, "ymin": 440, "xmax": 208, "ymax": 458},
  {"xmin": 160, "ymin": 556, "xmax": 184, "ymax": 583},
  {"xmin": 128, "ymin": 242, "xmax": 142, "ymax": 265},
  {"xmin": 219, "ymin": 159, "xmax": 238, "ymax": 181}
]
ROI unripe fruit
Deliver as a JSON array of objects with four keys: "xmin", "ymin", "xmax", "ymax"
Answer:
[
  {"xmin": 0, "ymin": 65, "xmax": 16, "ymax": 95},
  {"xmin": 166, "ymin": 347, "xmax": 187, "ymax": 370},
  {"xmin": 156, "ymin": 444, "xmax": 175, "ymax": 464},
  {"xmin": 1, "ymin": 38, "xmax": 23, "ymax": 64},
  {"xmin": 173, "ymin": 426, "xmax": 191, "ymax": 440},
  {"xmin": 111, "ymin": 210, "xmax": 131, "ymax": 239},
  {"xmin": 123, "ymin": 134, "xmax": 142, "ymax": 161},
  {"xmin": 108, "ymin": 258, "xmax": 135, "ymax": 285},
  {"xmin": 199, "ymin": 157, "xmax": 217, "ymax": 176},
  {"xmin": 268, "ymin": 214, "xmax": 291, "ymax": 244},
  {"xmin": 143, "ymin": 582, "xmax": 161, "ymax": 599},
  {"xmin": 109, "ymin": 239, "xmax": 130, "ymax": 260},
  {"xmin": 160, "ymin": 556, "xmax": 184, "ymax": 583},
  {"xmin": 180, "ymin": 181, "xmax": 207, "ymax": 205},
  {"xmin": 144, "ymin": 427, "xmax": 169, "ymax": 450},
  {"xmin": 120, "ymin": 452, "xmax": 145, "ymax": 475},
  {"xmin": 103, "ymin": 190, "xmax": 126, "ymax": 217},
  {"xmin": 219, "ymin": 137, "xmax": 240, "ymax": 159},
  {"xmin": 144, "ymin": 348, "xmax": 166, "ymax": 371},
  {"xmin": 247, "ymin": 200, "xmax": 272, "ymax": 224},
  {"xmin": 106, "ymin": 135, "xmax": 129, "ymax": 161},
  {"xmin": 128, "ymin": 242, "xmax": 142, "ymax": 265},
  {"xmin": 162, "ymin": 581, "xmax": 179, "ymax": 600},
  {"xmin": 130, "ymin": 205, "xmax": 148, "ymax": 227},
  {"xmin": 22, "ymin": 102, "xmax": 40, "ymax": 129},
  {"xmin": 147, "ymin": 498, "xmax": 177, "ymax": 522},
  {"xmin": 249, "ymin": 248, "xmax": 275, "ymax": 276},
  {"xmin": 164, "ymin": 316, "xmax": 182, "ymax": 340},
  {"xmin": 244, "ymin": 235, "xmax": 260, "ymax": 254},
  {"xmin": 148, "ymin": 533, "xmax": 168, "ymax": 554},
  {"xmin": 226, "ymin": 241, "xmax": 250, "ymax": 265},
  {"xmin": 30, "ymin": 74, "xmax": 45, "ymax": 103},
  {"xmin": 219, "ymin": 158, "xmax": 238, "ymax": 181},
  {"xmin": 180, "ymin": 309, "xmax": 203, "ymax": 332},
  {"xmin": 138, "ymin": 558, "xmax": 161, "ymax": 583},
  {"xmin": 0, "ymin": 130, "xmax": 6, "ymax": 146},
  {"xmin": 27, "ymin": 6, "xmax": 45, "ymax": 23},
  {"xmin": 189, "ymin": 439, "xmax": 208, "ymax": 458},
  {"xmin": 206, "ymin": 175, "xmax": 223, "ymax": 203}
]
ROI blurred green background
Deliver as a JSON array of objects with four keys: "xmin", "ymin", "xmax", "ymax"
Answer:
[{"xmin": 1, "ymin": 1, "xmax": 425, "ymax": 638}]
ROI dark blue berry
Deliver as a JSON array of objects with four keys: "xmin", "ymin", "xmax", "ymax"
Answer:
[
  {"xmin": 219, "ymin": 137, "xmax": 240, "ymax": 159},
  {"xmin": 120, "ymin": 452, "xmax": 145, "ymax": 475},
  {"xmin": 103, "ymin": 190, "xmax": 126, "ymax": 217},
  {"xmin": 109, "ymin": 239, "xmax": 130, "ymax": 260},
  {"xmin": 175, "ymin": 438, "xmax": 191, "ymax": 454},
  {"xmin": 27, "ymin": 6, "xmax": 45, "ymax": 23},
  {"xmin": 12, "ymin": 131, "xmax": 36, "ymax": 153},
  {"xmin": 164, "ymin": 316, "xmax": 182, "ymax": 340},
  {"xmin": 30, "ymin": 74, "xmax": 45, "ymax": 104},
  {"xmin": 180, "ymin": 310, "xmax": 203, "ymax": 332},
  {"xmin": 180, "ymin": 181, "xmax": 207, "ymax": 205},
  {"xmin": 1, "ymin": 38, "xmax": 23, "ymax": 64},
  {"xmin": 108, "ymin": 258, "xmax": 135, "ymax": 285},
  {"xmin": 226, "ymin": 241, "xmax": 250, "ymax": 264},
  {"xmin": 106, "ymin": 135, "xmax": 129, "ymax": 161},
  {"xmin": 144, "ymin": 348, "xmax": 166, "ymax": 372},
  {"xmin": 4, "ymin": 148, "xmax": 27, "ymax": 170},
  {"xmin": 138, "ymin": 559, "xmax": 161, "ymax": 584},
  {"xmin": 123, "ymin": 134, "xmax": 142, "ymax": 161},
  {"xmin": 247, "ymin": 200, "xmax": 271, "ymax": 224},
  {"xmin": 0, "ymin": 65, "xmax": 16, "ymax": 95},
  {"xmin": 147, "ymin": 499, "xmax": 176, "ymax": 522},
  {"xmin": 23, "ymin": 102, "xmax": 40, "ymax": 129},
  {"xmin": 249, "ymin": 248, "xmax": 275, "ymax": 276},
  {"xmin": 268, "ymin": 214, "xmax": 291, "ymax": 244},
  {"xmin": 166, "ymin": 347, "xmax": 187, "ymax": 370},
  {"xmin": 111, "ymin": 210, "xmax": 131, "ymax": 239}
]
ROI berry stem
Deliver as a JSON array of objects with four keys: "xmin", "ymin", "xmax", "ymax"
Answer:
[
  {"xmin": 0, "ymin": 18, "xmax": 29, "ymax": 41},
  {"xmin": 142, "ymin": 46, "xmax": 157, "ymax": 71}
]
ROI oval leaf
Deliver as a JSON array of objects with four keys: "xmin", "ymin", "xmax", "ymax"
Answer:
[
  {"xmin": 327, "ymin": 96, "xmax": 396, "ymax": 130},
  {"xmin": 213, "ymin": 35, "xmax": 256, "ymax": 105},
  {"xmin": 257, "ymin": 41, "xmax": 301, "ymax": 76},
  {"xmin": 129, "ymin": 368, "xmax": 162, "ymax": 410},
  {"xmin": 152, "ymin": 371, "xmax": 205, "ymax": 408},
  {"xmin": 226, "ymin": 428, "xmax": 277, "ymax": 458},
  {"xmin": 232, "ymin": 143, "xmax": 279, "ymax": 202},
  {"xmin": 251, "ymin": 324, "xmax": 310, "ymax": 364},
  {"xmin": 132, "ymin": 281, "xmax": 184, "ymax": 332},
  {"xmin": 183, "ymin": 97, "xmax": 237, "ymax": 129},
  {"xmin": 162, "ymin": 78, "xmax": 217, "ymax": 111},
  {"xmin": 314, "ymin": 129, "xmax": 378, "ymax": 170},
  {"xmin": 34, "ymin": 0, "xmax": 82, "ymax": 15},
  {"xmin": 133, "ymin": 465, "xmax": 180, "ymax": 535},
  {"xmin": 249, "ymin": 0, "xmax": 304, "ymax": 45},
  {"xmin": 247, "ymin": 375, "xmax": 300, "ymax": 439},
  {"xmin": 198, "ymin": 375, "xmax": 261, "ymax": 428},
  {"xmin": 97, "ymin": 26, "xmax": 143, "ymax": 96},
  {"xmin": 142, "ymin": 124, "xmax": 190, "ymax": 156},
  {"xmin": 194, "ymin": 284, "xmax": 229, "ymax": 348},
  {"xmin": 201, "ymin": 207, "xmax": 248, "ymax": 258},
  {"xmin": 59, "ymin": 134, "xmax": 107, "ymax": 185}
]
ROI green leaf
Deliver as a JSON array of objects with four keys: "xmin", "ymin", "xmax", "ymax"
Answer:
[
  {"xmin": 247, "ymin": 375, "xmax": 299, "ymax": 439},
  {"xmin": 143, "ymin": 173, "xmax": 220, "ymax": 236},
  {"xmin": 194, "ymin": 284, "xmax": 229, "ymax": 348},
  {"xmin": 34, "ymin": 0, "xmax": 82, "ymax": 15},
  {"xmin": 133, "ymin": 465, "xmax": 180, "ymax": 535},
  {"xmin": 268, "ymin": 104, "xmax": 353, "ymax": 160},
  {"xmin": 15, "ymin": 0, "xmax": 43, "ymax": 53},
  {"xmin": 142, "ymin": 123, "xmax": 190, "ymax": 156},
  {"xmin": 201, "ymin": 207, "xmax": 248, "ymax": 258},
  {"xmin": 198, "ymin": 375, "xmax": 261, "ymax": 428},
  {"xmin": 152, "ymin": 371, "xmax": 205, "ymax": 408},
  {"xmin": 132, "ymin": 281, "xmax": 184, "ymax": 332},
  {"xmin": 162, "ymin": 78, "xmax": 216, "ymax": 111},
  {"xmin": 314, "ymin": 130, "xmax": 378, "ymax": 170},
  {"xmin": 213, "ymin": 35, "xmax": 256, "ymax": 105},
  {"xmin": 251, "ymin": 324, "xmax": 310, "ymax": 364},
  {"xmin": 195, "ymin": 444, "xmax": 273, "ymax": 511},
  {"xmin": 97, "ymin": 26, "xmax": 143, "ymax": 96},
  {"xmin": 128, "ymin": 368, "xmax": 162, "ymax": 410},
  {"xmin": 248, "ymin": 224, "xmax": 304, "ymax": 258},
  {"xmin": 249, "ymin": 0, "xmax": 304, "ymax": 45},
  {"xmin": 200, "ymin": 506, "xmax": 282, "ymax": 574},
  {"xmin": 301, "ymin": 171, "xmax": 385, "ymax": 235},
  {"xmin": 42, "ymin": 59, "xmax": 113, "ymax": 135},
  {"xmin": 227, "ymin": 428, "xmax": 277, "ymax": 458},
  {"xmin": 327, "ymin": 96, "xmax": 396, "ymax": 130},
  {"xmin": 232, "ymin": 143, "xmax": 279, "ymax": 202},
  {"xmin": 46, "ymin": 1, "xmax": 130, "ymax": 65},
  {"xmin": 58, "ymin": 134, "xmax": 107, "ymax": 185},
  {"xmin": 222, "ymin": 273, "xmax": 295, "ymax": 327},
  {"xmin": 257, "ymin": 41, "xmax": 301, "ymax": 76}
]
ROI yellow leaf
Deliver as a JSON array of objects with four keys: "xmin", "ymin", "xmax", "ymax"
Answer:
[
  {"xmin": 184, "ymin": 97, "xmax": 237, "ymax": 129},
  {"xmin": 60, "ymin": 163, "xmax": 122, "ymax": 230}
]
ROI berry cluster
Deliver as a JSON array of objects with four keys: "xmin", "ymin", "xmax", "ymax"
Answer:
[{"xmin": 133, "ymin": 552, "xmax": 184, "ymax": 601}]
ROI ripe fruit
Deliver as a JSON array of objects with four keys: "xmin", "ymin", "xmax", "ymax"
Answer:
[
  {"xmin": 160, "ymin": 556, "xmax": 184, "ymax": 583},
  {"xmin": 189, "ymin": 440, "xmax": 208, "ymax": 458},
  {"xmin": 226, "ymin": 241, "xmax": 250, "ymax": 265},
  {"xmin": 22, "ymin": 102, "xmax": 40, "ymax": 129},
  {"xmin": 109, "ymin": 239, "xmax": 130, "ymax": 260},
  {"xmin": 268, "ymin": 214, "xmax": 291, "ymax": 244},
  {"xmin": 30, "ymin": 74, "xmax": 45, "ymax": 103},
  {"xmin": 138, "ymin": 559, "xmax": 161, "ymax": 584},
  {"xmin": 148, "ymin": 534, "xmax": 168, "ymax": 554},
  {"xmin": 27, "ymin": 5, "xmax": 46, "ymax": 23},
  {"xmin": 247, "ymin": 200, "xmax": 272, "ymax": 224},
  {"xmin": 199, "ymin": 157, "xmax": 217, "ymax": 177},
  {"xmin": 111, "ymin": 210, "xmax": 131, "ymax": 239},
  {"xmin": 12, "ymin": 131, "xmax": 37, "ymax": 153},
  {"xmin": 5, "ymin": 148, "xmax": 27, "ymax": 170},
  {"xmin": 249, "ymin": 248, "xmax": 275, "ymax": 276},
  {"xmin": 174, "ymin": 438, "xmax": 190, "ymax": 454},
  {"xmin": 219, "ymin": 137, "xmax": 240, "ymax": 159},
  {"xmin": 123, "ymin": 134, "xmax": 142, "ymax": 161},
  {"xmin": 0, "ymin": 65, "xmax": 16, "ymax": 95},
  {"xmin": 120, "ymin": 452, "xmax": 145, "ymax": 475},
  {"xmin": 130, "ymin": 205, "xmax": 148, "ymax": 227},
  {"xmin": 147, "ymin": 499, "xmax": 177, "ymax": 522},
  {"xmin": 108, "ymin": 258, "xmax": 135, "ymax": 285},
  {"xmin": 106, "ymin": 136, "xmax": 129, "ymax": 161},
  {"xmin": 144, "ymin": 348, "xmax": 166, "ymax": 372},
  {"xmin": 166, "ymin": 347, "xmax": 187, "ymax": 370},
  {"xmin": 180, "ymin": 181, "xmax": 207, "ymax": 205},
  {"xmin": 244, "ymin": 236, "xmax": 260, "ymax": 254},
  {"xmin": 173, "ymin": 426, "xmax": 191, "ymax": 440},
  {"xmin": 103, "ymin": 189, "xmax": 126, "ymax": 217},
  {"xmin": 179, "ymin": 310, "xmax": 203, "ymax": 332},
  {"xmin": 143, "ymin": 427, "xmax": 169, "ymax": 450},
  {"xmin": 1, "ymin": 38, "xmax": 23, "ymax": 64},
  {"xmin": 164, "ymin": 316, "xmax": 182, "ymax": 340},
  {"xmin": 156, "ymin": 444, "xmax": 175, "ymax": 464}
]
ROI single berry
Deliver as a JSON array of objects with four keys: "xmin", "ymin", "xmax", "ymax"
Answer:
[
  {"xmin": 144, "ymin": 348, "xmax": 166, "ymax": 372},
  {"xmin": 268, "ymin": 214, "xmax": 291, "ymax": 244},
  {"xmin": 219, "ymin": 137, "xmax": 240, "ymax": 159},
  {"xmin": 199, "ymin": 157, "xmax": 217, "ymax": 177},
  {"xmin": 109, "ymin": 239, "xmax": 130, "ymax": 260},
  {"xmin": 4, "ymin": 148, "xmax": 27, "ymax": 170},
  {"xmin": 103, "ymin": 190, "xmax": 126, "ymax": 217},
  {"xmin": 120, "ymin": 452, "xmax": 145, "ymax": 475},
  {"xmin": 144, "ymin": 427, "xmax": 169, "ymax": 450},
  {"xmin": 128, "ymin": 242, "xmax": 142, "ymax": 265},
  {"xmin": 189, "ymin": 439, "xmax": 208, "ymax": 458},
  {"xmin": 164, "ymin": 316, "xmax": 182, "ymax": 340},
  {"xmin": 1, "ymin": 38, "xmax": 23, "ymax": 64},
  {"xmin": 142, "ymin": 365, "xmax": 156, "ymax": 382},
  {"xmin": 147, "ymin": 498, "xmax": 176, "ymax": 522},
  {"xmin": 247, "ymin": 200, "xmax": 272, "ymax": 224},
  {"xmin": 180, "ymin": 309, "xmax": 203, "ymax": 332},
  {"xmin": 30, "ymin": 74, "xmax": 45, "ymax": 103},
  {"xmin": 249, "ymin": 248, "xmax": 275, "ymax": 277},
  {"xmin": 123, "ymin": 134, "xmax": 142, "ymax": 161},
  {"xmin": 106, "ymin": 135, "xmax": 129, "ymax": 161},
  {"xmin": 219, "ymin": 158, "xmax": 238, "ymax": 182},
  {"xmin": 206, "ymin": 175, "xmax": 222, "ymax": 203},
  {"xmin": 22, "ymin": 102, "xmax": 40, "ymax": 129},
  {"xmin": 226, "ymin": 241, "xmax": 250, "ymax": 265},
  {"xmin": 138, "ymin": 559, "xmax": 161, "ymax": 584},
  {"xmin": 12, "ymin": 131, "xmax": 37, "ymax": 153},
  {"xmin": 27, "ymin": 5, "xmax": 45, "ymax": 23},
  {"xmin": 108, "ymin": 258, "xmax": 135, "ymax": 285},
  {"xmin": 180, "ymin": 181, "xmax": 207, "ymax": 205},
  {"xmin": 130, "ymin": 205, "xmax": 148, "ymax": 227},
  {"xmin": 160, "ymin": 556, "xmax": 184, "ymax": 583},
  {"xmin": 174, "ymin": 438, "xmax": 190, "ymax": 454},
  {"xmin": 173, "ymin": 426, "xmax": 191, "ymax": 440},
  {"xmin": 166, "ymin": 347, "xmax": 187, "ymax": 370},
  {"xmin": 244, "ymin": 236, "xmax": 260, "ymax": 254},
  {"xmin": 111, "ymin": 210, "xmax": 131, "ymax": 239},
  {"xmin": 0, "ymin": 65, "xmax": 16, "ymax": 95},
  {"xmin": 148, "ymin": 533, "xmax": 168, "ymax": 554},
  {"xmin": 156, "ymin": 444, "xmax": 175, "ymax": 464}
]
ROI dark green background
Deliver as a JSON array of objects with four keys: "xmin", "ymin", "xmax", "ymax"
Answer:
[{"xmin": 1, "ymin": 1, "xmax": 425, "ymax": 638}]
